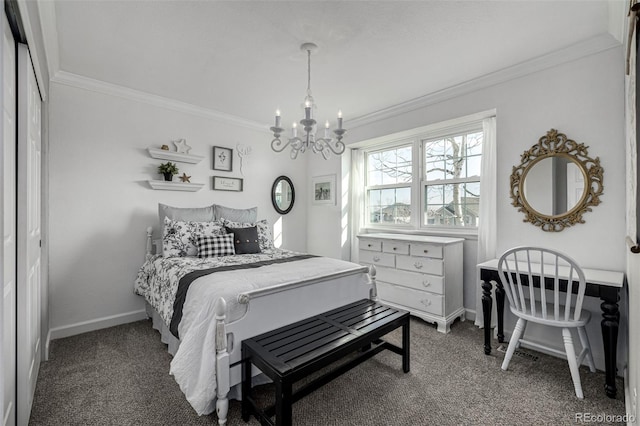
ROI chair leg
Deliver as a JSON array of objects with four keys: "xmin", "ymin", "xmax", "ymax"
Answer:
[
  {"xmin": 562, "ymin": 328, "xmax": 584, "ymax": 399},
  {"xmin": 577, "ymin": 326, "xmax": 596, "ymax": 373},
  {"xmin": 501, "ymin": 318, "xmax": 526, "ymax": 371},
  {"xmin": 516, "ymin": 320, "xmax": 528, "ymax": 349}
]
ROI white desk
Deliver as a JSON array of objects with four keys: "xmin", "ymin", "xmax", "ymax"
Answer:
[{"xmin": 477, "ymin": 259, "xmax": 624, "ymax": 398}]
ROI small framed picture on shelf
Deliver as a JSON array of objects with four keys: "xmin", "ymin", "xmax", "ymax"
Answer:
[
  {"xmin": 213, "ymin": 146, "xmax": 233, "ymax": 171},
  {"xmin": 312, "ymin": 174, "xmax": 336, "ymax": 205},
  {"xmin": 212, "ymin": 176, "xmax": 243, "ymax": 192}
]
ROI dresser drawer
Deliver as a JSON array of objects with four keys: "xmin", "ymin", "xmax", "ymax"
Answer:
[
  {"xmin": 376, "ymin": 266, "xmax": 444, "ymax": 295},
  {"xmin": 360, "ymin": 239, "xmax": 382, "ymax": 252},
  {"xmin": 382, "ymin": 241, "xmax": 410, "ymax": 255},
  {"xmin": 410, "ymin": 243, "xmax": 443, "ymax": 259},
  {"xmin": 396, "ymin": 255, "xmax": 443, "ymax": 275},
  {"xmin": 359, "ymin": 250, "xmax": 395, "ymax": 268},
  {"xmin": 377, "ymin": 282, "xmax": 444, "ymax": 316}
]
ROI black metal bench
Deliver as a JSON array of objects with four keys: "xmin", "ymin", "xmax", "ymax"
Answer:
[{"xmin": 241, "ymin": 299, "xmax": 410, "ymax": 425}]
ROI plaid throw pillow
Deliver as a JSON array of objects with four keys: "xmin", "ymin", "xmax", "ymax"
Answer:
[{"xmin": 196, "ymin": 234, "xmax": 236, "ymax": 258}]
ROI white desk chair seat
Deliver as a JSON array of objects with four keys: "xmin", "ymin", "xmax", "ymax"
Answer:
[
  {"xmin": 498, "ymin": 247, "xmax": 596, "ymax": 399},
  {"xmin": 508, "ymin": 302, "xmax": 591, "ymax": 327}
]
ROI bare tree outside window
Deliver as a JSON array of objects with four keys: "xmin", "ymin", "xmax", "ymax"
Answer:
[{"xmin": 424, "ymin": 131, "xmax": 482, "ymax": 227}]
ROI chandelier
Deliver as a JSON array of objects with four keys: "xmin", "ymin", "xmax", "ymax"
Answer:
[{"xmin": 270, "ymin": 43, "xmax": 346, "ymax": 160}]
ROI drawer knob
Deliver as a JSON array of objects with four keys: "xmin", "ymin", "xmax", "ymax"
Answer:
[
  {"xmin": 421, "ymin": 299, "xmax": 432, "ymax": 307},
  {"xmin": 423, "ymin": 249, "xmax": 429, "ymax": 253},
  {"xmin": 373, "ymin": 256, "xmax": 380, "ymax": 262},
  {"xmin": 393, "ymin": 247, "xmax": 397, "ymax": 251},
  {"xmin": 414, "ymin": 262, "xmax": 423, "ymax": 269},
  {"xmin": 423, "ymin": 281, "xmax": 431, "ymax": 287},
  {"xmin": 368, "ymin": 244, "xmax": 372, "ymax": 247}
]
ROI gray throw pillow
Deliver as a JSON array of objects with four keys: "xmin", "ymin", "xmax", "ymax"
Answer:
[
  {"xmin": 158, "ymin": 203, "xmax": 215, "ymax": 225},
  {"xmin": 214, "ymin": 204, "xmax": 257, "ymax": 223}
]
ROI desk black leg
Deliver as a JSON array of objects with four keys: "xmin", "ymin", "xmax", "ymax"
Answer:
[
  {"xmin": 275, "ymin": 380, "xmax": 292, "ymax": 426},
  {"xmin": 481, "ymin": 279, "xmax": 493, "ymax": 355},
  {"xmin": 495, "ymin": 281, "xmax": 505, "ymax": 343},
  {"xmin": 600, "ymin": 288, "xmax": 620, "ymax": 399},
  {"xmin": 402, "ymin": 319, "xmax": 410, "ymax": 373},
  {"xmin": 241, "ymin": 350, "xmax": 251, "ymax": 422}
]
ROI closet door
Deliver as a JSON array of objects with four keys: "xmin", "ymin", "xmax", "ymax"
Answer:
[
  {"xmin": 1, "ymin": 13, "xmax": 16, "ymax": 426},
  {"xmin": 16, "ymin": 44, "xmax": 41, "ymax": 426}
]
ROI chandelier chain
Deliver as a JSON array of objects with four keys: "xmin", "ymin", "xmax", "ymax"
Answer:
[{"xmin": 307, "ymin": 48, "xmax": 312, "ymax": 95}]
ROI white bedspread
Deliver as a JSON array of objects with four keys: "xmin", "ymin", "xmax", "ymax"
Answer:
[{"xmin": 134, "ymin": 252, "xmax": 368, "ymax": 415}]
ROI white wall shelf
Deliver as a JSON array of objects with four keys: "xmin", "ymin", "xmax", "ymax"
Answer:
[
  {"xmin": 147, "ymin": 147, "xmax": 204, "ymax": 164},
  {"xmin": 147, "ymin": 180, "xmax": 204, "ymax": 192}
]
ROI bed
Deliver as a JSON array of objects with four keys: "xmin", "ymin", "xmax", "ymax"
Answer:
[{"xmin": 134, "ymin": 212, "xmax": 375, "ymax": 425}]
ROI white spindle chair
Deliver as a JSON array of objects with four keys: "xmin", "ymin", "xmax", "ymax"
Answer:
[{"xmin": 498, "ymin": 247, "xmax": 596, "ymax": 399}]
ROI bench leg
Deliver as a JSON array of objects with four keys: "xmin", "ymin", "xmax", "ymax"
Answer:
[
  {"xmin": 402, "ymin": 319, "xmax": 410, "ymax": 373},
  {"xmin": 241, "ymin": 352, "xmax": 251, "ymax": 422},
  {"xmin": 275, "ymin": 380, "xmax": 292, "ymax": 426}
]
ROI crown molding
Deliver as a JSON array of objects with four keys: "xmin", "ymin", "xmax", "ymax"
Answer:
[
  {"xmin": 347, "ymin": 33, "xmax": 621, "ymax": 130},
  {"xmin": 51, "ymin": 71, "xmax": 268, "ymax": 131}
]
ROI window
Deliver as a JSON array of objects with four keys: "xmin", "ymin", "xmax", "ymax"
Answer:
[
  {"xmin": 365, "ymin": 145, "xmax": 412, "ymax": 225},
  {"xmin": 423, "ymin": 130, "xmax": 482, "ymax": 227},
  {"xmin": 362, "ymin": 120, "xmax": 485, "ymax": 230}
]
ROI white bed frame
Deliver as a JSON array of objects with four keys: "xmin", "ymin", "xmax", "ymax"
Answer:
[{"xmin": 145, "ymin": 228, "xmax": 377, "ymax": 425}]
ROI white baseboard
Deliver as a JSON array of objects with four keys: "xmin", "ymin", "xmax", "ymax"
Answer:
[
  {"xmin": 49, "ymin": 309, "xmax": 148, "ymax": 341},
  {"xmin": 464, "ymin": 308, "xmax": 476, "ymax": 322}
]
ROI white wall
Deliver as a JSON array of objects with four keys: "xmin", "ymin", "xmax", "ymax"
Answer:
[
  {"xmin": 308, "ymin": 46, "xmax": 626, "ymax": 371},
  {"xmin": 47, "ymin": 82, "xmax": 307, "ymax": 335}
]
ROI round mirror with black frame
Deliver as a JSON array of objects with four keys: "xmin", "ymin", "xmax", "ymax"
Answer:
[
  {"xmin": 271, "ymin": 176, "xmax": 295, "ymax": 215},
  {"xmin": 510, "ymin": 129, "xmax": 604, "ymax": 232}
]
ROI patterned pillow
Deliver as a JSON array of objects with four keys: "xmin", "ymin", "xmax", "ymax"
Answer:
[
  {"xmin": 225, "ymin": 226, "xmax": 261, "ymax": 254},
  {"xmin": 220, "ymin": 218, "xmax": 275, "ymax": 251},
  {"xmin": 162, "ymin": 217, "xmax": 226, "ymax": 257},
  {"xmin": 196, "ymin": 234, "xmax": 236, "ymax": 257}
]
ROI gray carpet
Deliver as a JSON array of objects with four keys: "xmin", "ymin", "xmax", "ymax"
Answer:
[{"xmin": 29, "ymin": 318, "xmax": 626, "ymax": 425}]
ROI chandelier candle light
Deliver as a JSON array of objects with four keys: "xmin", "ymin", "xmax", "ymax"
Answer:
[{"xmin": 270, "ymin": 43, "xmax": 346, "ymax": 159}]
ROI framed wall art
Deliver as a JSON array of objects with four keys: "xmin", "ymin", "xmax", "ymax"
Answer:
[
  {"xmin": 212, "ymin": 176, "xmax": 243, "ymax": 192},
  {"xmin": 312, "ymin": 174, "xmax": 336, "ymax": 205},
  {"xmin": 213, "ymin": 146, "xmax": 233, "ymax": 171}
]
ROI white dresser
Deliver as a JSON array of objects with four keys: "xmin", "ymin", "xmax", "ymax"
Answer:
[{"xmin": 357, "ymin": 233, "xmax": 465, "ymax": 333}]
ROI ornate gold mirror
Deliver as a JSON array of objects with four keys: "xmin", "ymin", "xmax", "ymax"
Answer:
[{"xmin": 510, "ymin": 129, "xmax": 603, "ymax": 232}]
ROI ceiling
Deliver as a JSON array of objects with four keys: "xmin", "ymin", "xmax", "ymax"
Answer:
[{"xmin": 48, "ymin": 1, "xmax": 617, "ymax": 129}]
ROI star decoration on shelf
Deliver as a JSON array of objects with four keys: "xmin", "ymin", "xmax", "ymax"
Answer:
[
  {"xmin": 173, "ymin": 138, "xmax": 192, "ymax": 154},
  {"xmin": 179, "ymin": 173, "xmax": 191, "ymax": 183}
]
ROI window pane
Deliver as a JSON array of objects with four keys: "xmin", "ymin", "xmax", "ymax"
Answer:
[
  {"xmin": 466, "ymin": 131, "xmax": 483, "ymax": 156},
  {"xmin": 424, "ymin": 181, "xmax": 480, "ymax": 227},
  {"xmin": 367, "ymin": 187, "xmax": 411, "ymax": 224},
  {"xmin": 367, "ymin": 145, "xmax": 412, "ymax": 186},
  {"xmin": 424, "ymin": 131, "xmax": 483, "ymax": 181},
  {"xmin": 465, "ymin": 155, "xmax": 482, "ymax": 178}
]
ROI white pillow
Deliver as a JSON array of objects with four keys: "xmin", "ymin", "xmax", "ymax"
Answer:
[{"xmin": 162, "ymin": 217, "xmax": 226, "ymax": 257}]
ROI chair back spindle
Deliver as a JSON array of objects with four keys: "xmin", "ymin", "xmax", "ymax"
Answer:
[{"xmin": 498, "ymin": 247, "xmax": 586, "ymax": 323}]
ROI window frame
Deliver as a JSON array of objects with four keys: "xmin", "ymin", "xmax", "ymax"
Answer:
[
  {"xmin": 420, "ymin": 126, "xmax": 483, "ymax": 229},
  {"xmin": 361, "ymin": 119, "xmax": 485, "ymax": 234},
  {"xmin": 364, "ymin": 140, "xmax": 416, "ymax": 228}
]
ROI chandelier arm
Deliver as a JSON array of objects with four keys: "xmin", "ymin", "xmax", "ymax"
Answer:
[
  {"xmin": 316, "ymin": 138, "xmax": 346, "ymax": 155},
  {"xmin": 271, "ymin": 137, "xmax": 292, "ymax": 153}
]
